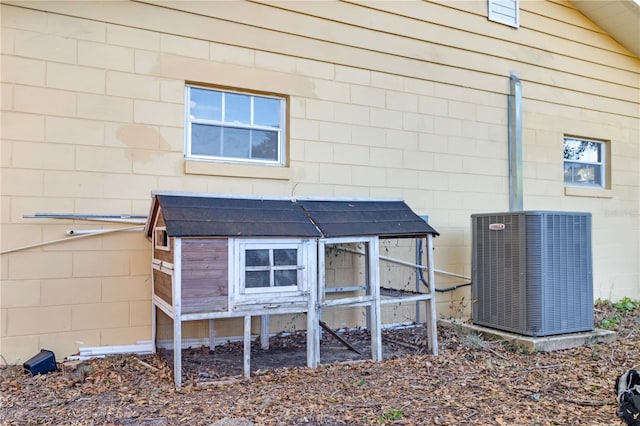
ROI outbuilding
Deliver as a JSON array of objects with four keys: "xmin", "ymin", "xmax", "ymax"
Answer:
[{"xmin": 144, "ymin": 192, "xmax": 439, "ymax": 386}]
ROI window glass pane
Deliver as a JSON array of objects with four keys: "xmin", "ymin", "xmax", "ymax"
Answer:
[
  {"xmin": 564, "ymin": 139, "xmax": 601, "ymax": 162},
  {"xmin": 576, "ymin": 165, "xmax": 601, "ymax": 185},
  {"xmin": 186, "ymin": 86, "xmax": 285, "ymax": 165},
  {"xmin": 191, "ymin": 124, "xmax": 221, "ymax": 156},
  {"xmin": 564, "ymin": 162, "xmax": 602, "ymax": 186},
  {"xmin": 564, "ymin": 162, "xmax": 577, "ymax": 184},
  {"xmin": 251, "ymin": 130, "xmax": 278, "ymax": 161},
  {"xmin": 225, "ymin": 93, "xmax": 251, "ymax": 124},
  {"xmin": 254, "ymin": 97, "xmax": 281, "ymax": 127},
  {"xmin": 246, "ymin": 271, "xmax": 270, "ymax": 288},
  {"xmin": 274, "ymin": 270, "xmax": 297, "ymax": 287},
  {"xmin": 189, "ymin": 88, "xmax": 221, "ymax": 121},
  {"xmin": 246, "ymin": 249, "xmax": 270, "ymax": 266},
  {"xmin": 273, "ymin": 249, "xmax": 297, "ymax": 266},
  {"xmin": 222, "ymin": 127, "xmax": 250, "ymax": 159}
]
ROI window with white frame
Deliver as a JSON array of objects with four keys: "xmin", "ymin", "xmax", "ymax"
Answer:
[
  {"xmin": 563, "ymin": 137, "xmax": 606, "ymax": 188},
  {"xmin": 488, "ymin": 0, "xmax": 519, "ymax": 28},
  {"xmin": 244, "ymin": 245, "xmax": 299, "ymax": 291},
  {"xmin": 229, "ymin": 238, "xmax": 316, "ymax": 304},
  {"xmin": 154, "ymin": 227, "xmax": 170, "ymax": 251},
  {"xmin": 185, "ymin": 85, "xmax": 286, "ymax": 165}
]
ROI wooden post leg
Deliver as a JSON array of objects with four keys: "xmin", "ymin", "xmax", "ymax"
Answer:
[
  {"xmin": 172, "ymin": 238, "xmax": 183, "ymax": 387},
  {"xmin": 151, "ymin": 305, "xmax": 157, "ymax": 354},
  {"xmin": 368, "ymin": 238, "xmax": 382, "ymax": 362},
  {"xmin": 306, "ymin": 310, "xmax": 319, "ymax": 368},
  {"xmin": 426, "ymin": 235, "xmax": 439, "ymax": 355},
  {"xmin": 426, "ymin": 299, "xmax": 438, "ymax": 355},
  {"xmin": 243, "ymin": 316, "xmax": 251, "ymax": 379},
  {"xmin": 260, "ymin": 315, "xmax": 270, "ymax": 350},
  {"xmin": 208, "ymin": 319, "xmax": 216, "ymax": 351},
  {"xmin": 371, "ymin": 301, "xmax": 382, "ymax": 362},
  {"xmin": 173, "ymin": 316, "xmax": 182, "ymax": 388}
]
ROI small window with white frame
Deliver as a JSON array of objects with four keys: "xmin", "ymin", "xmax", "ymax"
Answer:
[
  {"xmin": 488, "ymin": 0, "xmax": 519, "ymax": 28},
  {"xmin": 154, "ymin": 227, "xmax": 170, "ymax": 251},
  {"xmin": 230, "ymin": 238, "xmax": 315, "ymax": 307},
  {"xmin": 563, "ymin": 136, "xmax": 607, "ymax": 188},
  {"xmin": 185, "ymin": 85, "xmax": 287, "ymax": 165},
  {"xmin": 241, "ymin": 242, "xmax": 301, "ymax": 294}
]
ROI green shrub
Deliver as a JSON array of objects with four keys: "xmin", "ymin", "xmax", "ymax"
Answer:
[
  {"xmin": 614, "ymin": 297, "xmax": 639, "ymax": 313},
  {"xmin": 597, "ymin": 315, "xmax": 621, "ymax": 329}
]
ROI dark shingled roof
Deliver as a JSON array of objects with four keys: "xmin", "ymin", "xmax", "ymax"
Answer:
[
  {"xmin": 154, "ymin": 195, "xmax": 320, "ymax": 238},
  {"xmin": 146, "ymin": 193, "xmax": 438, "ymax": 239},
  {"xmin": 297, "ymin": 200, "xmax": 438, "ymax": 238}
]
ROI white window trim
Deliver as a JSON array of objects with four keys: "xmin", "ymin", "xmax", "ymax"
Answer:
[
  {"xmin": 229, "ymin": 238, "xmax": 315, "ymax": 307},
  {"xmin": 185, "ymin": 85, "xmax": 287, "ymax": 166},
  {"xmin": 241, "ymin": 241, "xmax": 301, "ymax": 294},
  {"xmin": 154, "ymin": 227, "xmax": 170, "ymax": 251},
  {"xmin": 488, "ymin": 0, "xmax": 519, "ymax": 28},
  {"xmin": 563, "ymin": 136, "xmax": 607, "ymax": 189}
]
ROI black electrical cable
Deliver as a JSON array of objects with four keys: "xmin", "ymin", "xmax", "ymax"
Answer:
[
  {"xmin": 417, "ymin": 239, "xmax": 471, "ymax": 293},
  {"xmin": 419, "ymin": 273, "xmax": 471, "ymax": 292},
  {"xmin": 434, "ymin": 282, "xmax": 472, "ymax": 293}
]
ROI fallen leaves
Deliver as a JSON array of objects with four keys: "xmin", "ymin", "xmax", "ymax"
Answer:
[{"xmin": 1, "ymin": 303, "xmax": 638, "ymax": 425}]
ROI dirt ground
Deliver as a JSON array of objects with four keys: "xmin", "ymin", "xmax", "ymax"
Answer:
[
  {"xmin": 172, "ymin": 324, "xmax": 429, "ymax": 383},
  {"xmin": 1, "ymin": 300, "xmax": 639, "ymax": 425}
]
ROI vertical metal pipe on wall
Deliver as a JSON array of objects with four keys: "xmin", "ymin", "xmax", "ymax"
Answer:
[{"xmin": 508, "ymin": 73, "xmax": 523, "ymax": 211}]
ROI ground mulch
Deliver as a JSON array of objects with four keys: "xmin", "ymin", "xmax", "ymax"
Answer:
[{"xmin": 1, "ymin": 300, "xmax": 638, "ymax": 425}]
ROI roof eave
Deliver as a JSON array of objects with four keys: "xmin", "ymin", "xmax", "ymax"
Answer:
[{"xmin": 571, "ymin": 0, "xmax": 640, "ymax": 58}]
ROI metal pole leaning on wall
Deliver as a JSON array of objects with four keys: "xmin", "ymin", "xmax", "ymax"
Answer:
[
  {"xmin": 0, "ymin": 226, "xmax": 144, "ymax": 255},
  {"xmin": 508, "ymin": 73, "xmax": 524, "ymax": 212}
]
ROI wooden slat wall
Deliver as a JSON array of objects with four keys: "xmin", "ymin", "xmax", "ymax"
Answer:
[
  {"xmin": 153, "ymin": 269, "xmax": 172, "ymax": 305},
  {"xmin": 181, "ymin": 238, "xmax": 229, "ymax": 314},
  {"xmin": 153, "ymin": 241, "xmax": 173, "ymax": 263}
]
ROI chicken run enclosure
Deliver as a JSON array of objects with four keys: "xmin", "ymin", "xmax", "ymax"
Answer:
[{"xmin": 145, "ymin": 192, "xmax": 440, "ymax": 386}]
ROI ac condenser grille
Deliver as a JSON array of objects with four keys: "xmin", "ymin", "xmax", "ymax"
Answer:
[
  {"xmin": 472, "ymin": 211, "xmax": 593, "ymax": 336},
  {"xmin": 473, "ymin": 214, "xmax": 523, "ymax": 333}
]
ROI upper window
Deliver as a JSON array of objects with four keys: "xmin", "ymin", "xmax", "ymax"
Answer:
[
  {"xmin": 563, "ymin": 137, "xmax": 606, "ymax": 188},
  {"xmin": 154, "ymin": 227, "xmax": 170, "ymax": 251},
  {"xmin": 185, "ymin": 85, "xmax": 286, "ymax": 165},
  {"xmin": 488, "ymin": 0, "xmax": 519, "ymax": 28}
]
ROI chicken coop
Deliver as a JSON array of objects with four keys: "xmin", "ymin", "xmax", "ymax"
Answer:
[{"xmin": 144, "ymin": 192, "xmax": 439, "ymax": 386}]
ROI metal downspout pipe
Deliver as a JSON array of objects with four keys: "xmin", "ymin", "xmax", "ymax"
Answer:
[{"xmin": 508, "ymin": 73, "xmax": 523, "ymax": 211}]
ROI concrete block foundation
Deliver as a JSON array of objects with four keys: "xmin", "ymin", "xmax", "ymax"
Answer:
[{"xmin": 439, "ymin": 319, "xmax": 616, "ymax": 353}]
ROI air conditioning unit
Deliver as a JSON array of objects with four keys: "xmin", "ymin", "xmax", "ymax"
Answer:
[{"xmin": 471, "ymin": 211, "xmax": 593, "ymax": 337}]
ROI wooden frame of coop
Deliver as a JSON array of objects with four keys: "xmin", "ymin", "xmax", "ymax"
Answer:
[{"xmin": 145, "ymin": 192, "xmax": 439, "ymax": 387}]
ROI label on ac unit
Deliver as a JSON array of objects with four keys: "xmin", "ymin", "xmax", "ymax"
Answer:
[{"xmin": 489, "ymin": 223, "xmax": 506, "ymax": 230}]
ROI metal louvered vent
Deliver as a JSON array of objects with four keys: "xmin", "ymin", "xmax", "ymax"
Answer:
[{"xmin": 471, "ymin": 211, "xmax": 593, "ymax": 336}]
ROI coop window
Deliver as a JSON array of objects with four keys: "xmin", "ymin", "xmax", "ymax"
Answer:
[
  {"xmin": 563, "ymin": 137, "xmax": 607, "ymax": 188},
  {"xmin": 154, "ymin": 228, "xmax": 170, "ymax": 251},
  {"xmin": 241, "ymin": 244, "xmax": 301, "ymax": 293},
  {"xmin": 185, "ymin": 85, "xmax": 287, "ymax": 166}
]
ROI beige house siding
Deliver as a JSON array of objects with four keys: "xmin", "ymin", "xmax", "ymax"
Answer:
[{"xmin": 1, "ymin": 0, "xmax": 638, "ymax": 363}]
